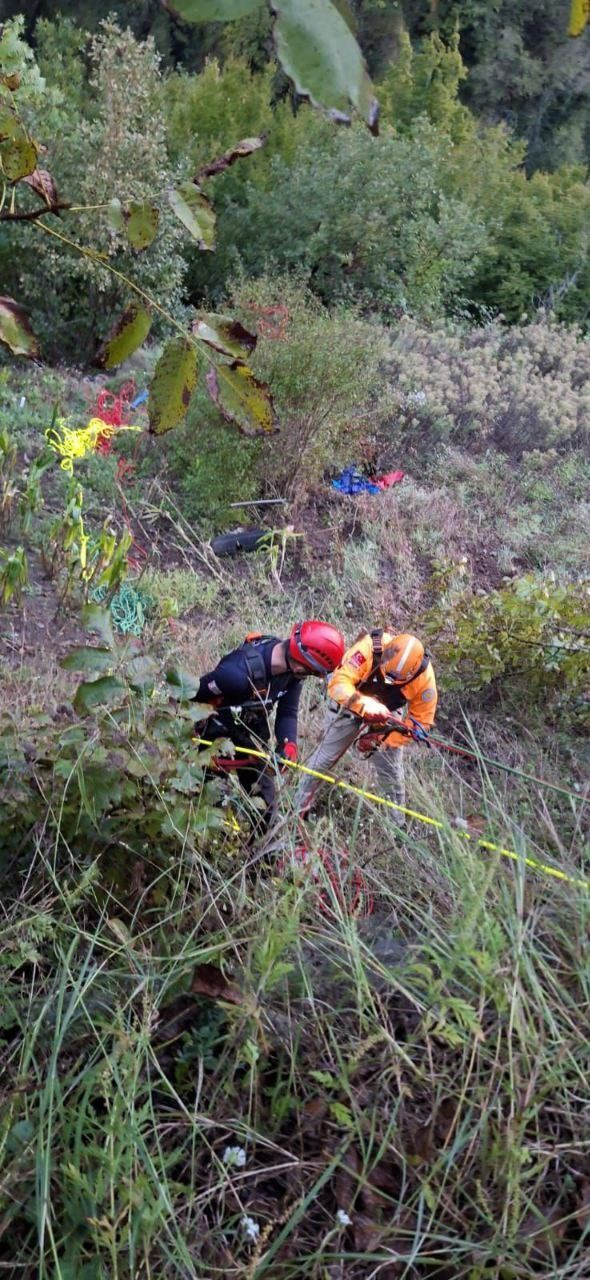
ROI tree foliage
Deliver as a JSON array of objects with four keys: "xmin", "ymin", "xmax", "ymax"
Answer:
[{"xmin": 0, "ymin": 17, "xmax": 273, "ymax": 437}]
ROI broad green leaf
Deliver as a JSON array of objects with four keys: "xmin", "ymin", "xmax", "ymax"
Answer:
[
  {"xmin": 0, "ymin": 105, "xmax": 21, "ymax": 143},
  {"xmin": 61, "ymin": 647, "xmax": 113, "ymax": 673},
  {"xmin": 310, "ymin": 1069, "xmax": 337, "ymax": 1088},
  {"xmin": 0, "ymin": 297, "xmax": 39, "ymax": 358},
  {"xmin": 107, "ymin": 198, "xmax": 159, "ymax": 249},
  {"xmin": 81, "ymin": 604, "xmax": 114, "ymax": 649},
  {"xmin": 73, "ymin": 676, "xmax": 126, "ymax": 716},
  {"xmin": 97, "ymin": 304, "xmax": 152, "ymax": 369},
  {"xmin": 123, "ymin": 201, "xmax": 160, "ymax": 250},
  {"xmin": 165, "ymin": 667, "xmax": 200, "ymax": 700},
  {"xmin": 271, "ymin": 0, "xmax": 378, "ymax": 132},
  {"xmin": 193, "ymin": 313, "xmax": 257, "ymax": 362},
  {"xmin": 183, "ymin": 702, "xmax": 215, "ymax": 723},
  {"xmin": 126, "ymin": 654, "xmax": 158, "ymax": 692},
  {"xmin": 195, "ymin": 135, "xmax": 266, "ymax": 182},
  {"xmin": 168, "ymin": 0, "xmax": 262, "ymax": 19},
  {"xmin": 168, "ymin": 182, "xmax": 215, "ymax": 250},
  {"xmin": 148, "ymin": 337, "xmax": 198, "ymax": 434},
  {"xmin": 0, "ymin": 133, "xmax": 39, "ymax": 181},
  {"xmin": 206, "ymin": 362, "xmax": 275, "ymax": 435}
]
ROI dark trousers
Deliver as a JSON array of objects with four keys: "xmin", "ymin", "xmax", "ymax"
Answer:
[{"xmin": 201, "ymin": 717, "xmax": 276, "ymax": 836}]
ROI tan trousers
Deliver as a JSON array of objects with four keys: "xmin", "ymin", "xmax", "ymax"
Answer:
[{"xmin": 297, "ymin": 706, "xmax": 406, "ymax": 824}]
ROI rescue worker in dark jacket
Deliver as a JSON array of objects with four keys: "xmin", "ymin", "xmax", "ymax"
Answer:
[
  {"xmin": 195, "ymin": 621, "xmax": 345, "ymax": 831},
  {"xmin": 297, "ymin": 630, "xmax": 437, "ymax": 825}
]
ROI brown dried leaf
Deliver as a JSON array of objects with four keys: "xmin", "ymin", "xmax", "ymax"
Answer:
[
  {"xmin": 195, "ymin": 134, "xmax": 266, "ymax": 183},
  {"xmin": 354, "ymin": 1212, "xmax": 383, "ymax": 1253},
  {"xmin": 190, "ymin": 962, "xmax": 242, "ymax": 1005},
  {"xmin": 301, "ymin": 1096, "xmax": 329, "ymax": 1133},
  {"xmin": 517, "ymin": 1204, "xmax": 566, "ymax": 1258},
  {"xmin": 333, "ymin": 1144, "xmax": 360, "ymax": 1206},
  {"xmin": 22, "ymin": 167, "xmax": 58, "ymax": 207},
  {"xmin": 453, "ymin": 812, "xmax": 487, "ymax": 835},
  {"xmin": 411, "ymin": 1120, "xmax": 435, "ymax": 1164},
  {"xmin": 465, "ymin": 812, "xmax": 487, "ymax": 834}
]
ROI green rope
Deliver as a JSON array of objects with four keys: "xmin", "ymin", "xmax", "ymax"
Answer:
[{"xmin": 90, "ymin": 581, "xmax": 155, "ymax": 636}]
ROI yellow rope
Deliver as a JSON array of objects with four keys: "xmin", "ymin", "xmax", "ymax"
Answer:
[
  {"xmin": 45, "ymin": 418, "xmax": 141, "ymax": 474},
  {"xmin": 195, "ymin": 737, "xmax": 588, "ymax": 891}
]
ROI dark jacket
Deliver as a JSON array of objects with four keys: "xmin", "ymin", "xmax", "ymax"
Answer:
[{"xmin": 196, "ymin": 636, "xmax": 302, "ymax": 749}]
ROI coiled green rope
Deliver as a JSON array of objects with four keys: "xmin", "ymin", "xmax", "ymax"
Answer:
[{"xmin": 89, "ymin": 580, "xmax": 155, "ymax": 636}]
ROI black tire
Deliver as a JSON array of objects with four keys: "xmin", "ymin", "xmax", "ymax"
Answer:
[{"xmin": 210, "ymin": 528, "xmax": 267, "ymax": 557}]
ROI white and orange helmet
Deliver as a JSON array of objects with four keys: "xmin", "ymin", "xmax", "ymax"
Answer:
[{"xmin": 382, "ymin": 633, "xmax": 425, "ymax": 683}]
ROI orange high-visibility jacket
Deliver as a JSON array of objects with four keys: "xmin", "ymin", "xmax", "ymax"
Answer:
[{"xmin": 327, "ymin": 630, "xmax": 437, "ymax": 748}]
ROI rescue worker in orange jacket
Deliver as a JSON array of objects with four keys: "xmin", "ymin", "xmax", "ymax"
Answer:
[{"xmin": 297, "ymin": 630, "xmax": 437, "ymax": 825}]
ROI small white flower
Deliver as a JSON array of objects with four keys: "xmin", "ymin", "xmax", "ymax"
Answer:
[
  {"xmin": 241, "ymin": 1214, "xmax": 260, "ymax": 1242},
  {"xmin": 336, "ymin": 1208, "xmax": 352, "ymax": 1227},
  {"xmin": 223, "ymin": 1145, "xmax": 246, "ymax": 1168}
]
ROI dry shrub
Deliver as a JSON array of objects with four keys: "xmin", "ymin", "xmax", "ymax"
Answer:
[{"xmin": 385, "ymin": 316, "xmax": 590, "ymax": 455}]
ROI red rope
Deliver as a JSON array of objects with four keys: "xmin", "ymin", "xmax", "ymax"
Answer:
[
  {"xmin": 88, "ymin": 381, "xmax": 151, "ymax": 571},
  {"xmin": 278, "ymin": 844, "xmax": 374, "ymax": 918},
  {"xmin": 93, "ymin": 380, "xmax": 137, "ymax": 454}
]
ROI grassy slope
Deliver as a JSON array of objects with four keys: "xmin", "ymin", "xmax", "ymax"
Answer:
[{"xmin": 0, "ymin": 361, "xmax": 588, "ymax": 1278}]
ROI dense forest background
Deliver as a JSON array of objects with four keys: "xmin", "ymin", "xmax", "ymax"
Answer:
[{"xmin": 5, "ymin": 0, "xmax": 590, "ymax": 174}]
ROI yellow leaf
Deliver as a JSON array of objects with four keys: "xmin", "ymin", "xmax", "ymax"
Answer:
[{"xmin": 568, "ymin": 0, "xmax": 590, "ymax": 36}]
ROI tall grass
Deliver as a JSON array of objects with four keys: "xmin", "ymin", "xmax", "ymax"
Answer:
[{"xmin": 1, "ymin": 747, "xmax": 588, "ymax": 1279}]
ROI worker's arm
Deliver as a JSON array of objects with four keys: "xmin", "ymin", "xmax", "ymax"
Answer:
[
  {"xmin": 195, "ymin": 652, "xmax": 249, "ymax": 706},
  {"xmin": 274, "ymin": 679, "xmax": 302, "ymax": 757},
  {"xmin": 384, "ymin": 664, "xmax": 438, "ymax": 747},
  {"xmin": 328, "ymin": 634, "xmax": 390, "ymax": 722}
]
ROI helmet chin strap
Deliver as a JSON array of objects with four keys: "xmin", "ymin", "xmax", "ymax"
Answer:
[{"xmin": 284, "ymin": 641, "xmax": 302, "ymax": 675}]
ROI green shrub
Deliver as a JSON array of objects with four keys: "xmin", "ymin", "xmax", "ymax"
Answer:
[
  {"xmin": 425, "ymin": 570, "xmax": 590, "ymax": 726},
  {"xmin": 160, "ymin": 384, "xmax": 261, "ymax": 530},
  {"xmin": 232, "ymin": 275, "xmax": 390, "ymax": 494},
  {"xmin": 0, "ymin": 620, "xmax": 225, "ymax": 860}
]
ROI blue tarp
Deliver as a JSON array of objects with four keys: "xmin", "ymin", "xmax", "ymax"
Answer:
[{"xmin": 331, "ymin": 467, "xmax": 380, "ymax": 496}]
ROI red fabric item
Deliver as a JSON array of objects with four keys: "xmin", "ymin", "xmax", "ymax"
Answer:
[{"xmin": 370, "ymin": 469, "xmax": 405, "ymax": 490}]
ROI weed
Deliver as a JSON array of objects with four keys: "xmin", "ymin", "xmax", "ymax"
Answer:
[{"xmin": 0, "ymin": 544, "xmax": 28, "ymax": 604}]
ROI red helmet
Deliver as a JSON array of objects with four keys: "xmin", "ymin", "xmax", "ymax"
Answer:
[{"xmin": 288, "ymin": 621, "xmax": 345, "ymax": 675}]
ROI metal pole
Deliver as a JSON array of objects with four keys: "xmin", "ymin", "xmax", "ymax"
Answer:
[{"xmin": 229, "ymin": 498, "xmax": 287, "ymax": 507}]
